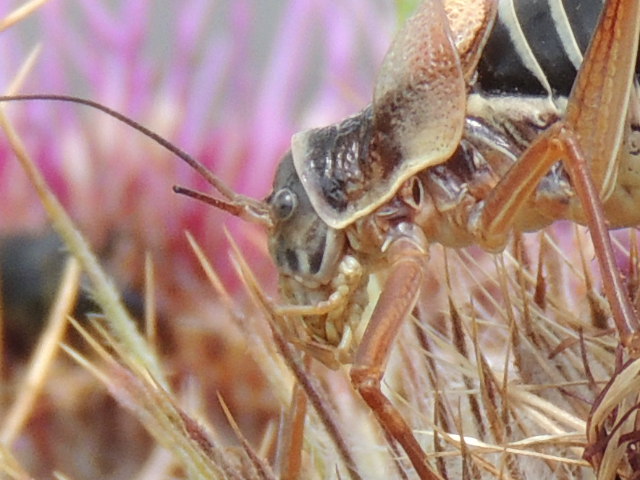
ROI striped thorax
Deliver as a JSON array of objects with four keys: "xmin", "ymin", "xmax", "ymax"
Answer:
[{"xmin": 266, "ymin": 0, "xmax": 640, "ymax": 364}]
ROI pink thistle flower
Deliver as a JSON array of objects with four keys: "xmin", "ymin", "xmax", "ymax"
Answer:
[
  {"xmin": 2, "ymin": 3, "xmax": 639, "ymax": 479},
  {"xmin": 0, "ymin": 0, "xmax": 393, "ymax": 302},
  {"xmin": 0, "ymin": 1, "xmax": 396, "ymax": 477}
]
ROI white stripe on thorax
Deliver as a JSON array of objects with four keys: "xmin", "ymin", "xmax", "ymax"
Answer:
[
  {"xmin": 548, "ymin": 0, "xmax": 583, "ymax": 67},
  {"xmin": 499, "ymin": 0, "xmax": 554, "ymax": 99}
]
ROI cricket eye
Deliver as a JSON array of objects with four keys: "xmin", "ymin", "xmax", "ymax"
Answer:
[{"xmin": 272, "ymin": 188, "xmax": 297, "ymax": 221}]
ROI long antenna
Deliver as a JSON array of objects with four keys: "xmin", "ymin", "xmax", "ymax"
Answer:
[{"xmin": 0, "ymin": 94, "xmax": 272, "ymax": 226}]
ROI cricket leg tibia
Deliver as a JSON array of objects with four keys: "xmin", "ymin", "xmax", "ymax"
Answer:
[
  {"xmin": 475, "ymin": 124, "xmax": 640, "ymax": 354},
  {"xmin": 557, "ymin": 0, "xmax": 640, "ymax": 353},
  {"xmin": 350, "ymin": 229, "xmax": 441, "ymax": 480},
  {"xmin": 475, "ymin": 0, "xmax": 640, "ymax": 354},
  {"xmin": 554, "ymin": 128, "xmax": 640, "ymax": 355}
]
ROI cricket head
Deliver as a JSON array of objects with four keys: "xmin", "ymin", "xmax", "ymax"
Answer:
[
  {"xmin": 173, "ymin": 147, "xmax": 351, "ymax": 293},
  {"xmin": 265, "ymin": 151, "xmax": 368, "ymax": 366},
  {"xmin": 0, "ymin": 0, "xmax": 498, "ymax": 367},
  {"xmin": 266, "ymin": 151, "xmax": 346, "ymax": 289},
  {"xmin": 181, "ymin": 147, "xmax": 366, "ymax": 366}
]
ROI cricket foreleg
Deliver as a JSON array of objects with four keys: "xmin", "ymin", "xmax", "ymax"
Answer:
[{"xmin": 350, "ymin": 228, "xmax": 442, "ymax": 480}]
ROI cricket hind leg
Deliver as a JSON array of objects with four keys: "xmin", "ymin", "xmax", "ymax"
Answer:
[{"xmin": 470, "ymin": 0, "xmax": 640, "ymax": 354}]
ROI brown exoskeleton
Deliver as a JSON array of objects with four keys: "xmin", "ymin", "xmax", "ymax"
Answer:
[
  {"xmin": 178, "ymin": 0, "xmax": 640, "ymax": 477},
  {"xmin": 2, "ymin": 0, "xmax": 639, "ymax": 478},
  {"xmin": 206, "ymin": 0, "xmax": 640, "ymax": 477}
]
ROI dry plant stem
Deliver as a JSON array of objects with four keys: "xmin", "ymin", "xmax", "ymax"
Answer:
[
  {"xmin": 628, "ymin": 229, "xmax": 640, "ymax": 304},
  {"xmin": 0, "ymin": 107, "xmax": 166, "ymax": 384},
  {"xmin": 218, "ymin": 393, "xmax": 277, "ymax": 480},
  {"xmin": 144, "ymin": 253, "xmax": 158, "ymax": 347},
  {"xmin": 63, "ymin": 331, "xmax": 227, "ymax": 480},
  {"xmin": 185, "ymin": 232, "xmax": 235, "ymax": 312},
  {"xmin": 575, "ymin": 225, "xmax": 611, "ymax": 330},
  {"xmin": 131, "ymin": 446, "xmax": 177, "ymax": 480},
  {"xmin": 384, "ymin": 431, "xmax": 411, "ymax": 480},
  {"xmin": 0, "ymin": 257, "xmax": 80, "ymax": 446},
  {"xmin": 0, "ymin": 444, "xmax": 32, "ymax": 480},
  {"xmin": 269, "ymin": 322, "xmax": 363, "ymax": 480},
  {"xmin": 186, "ymin": 232, "xmax": 311, "ymax": 479},
  {"xmin": 0, "ymin": 275, "xmax": 4, "ymax": 382},
  {"xmin": 278, "ymin": 375, "xmax": 307, "ymax": 480},
  {"xmin": 585, "ymin": 357, "xmax": 640, "ymax": 477},
  {"xmin": 227, "ymin": 238, "xmax": 363, "ymax": 480},
  {"xmin": 413, "ymin": 301, "xmax": 455, "ymax": 478},
  {"xmin": 0, "ymin": 0, "xmax": 49, "ymax": 32}
]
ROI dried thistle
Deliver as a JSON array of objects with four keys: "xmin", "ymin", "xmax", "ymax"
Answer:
[{"xmin": 1, "ymin": 2, "xmax": 640, "ymax": 480}]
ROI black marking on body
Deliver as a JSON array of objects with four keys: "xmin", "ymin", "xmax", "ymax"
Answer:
[
  {"xmin": 477, "ymin": 13, "xmax": 547, "ymax": 95},
  {"xmin": 285, "ymin": 249, "xmax": 299, "ymax": 272},
  {"xmin": 477, "ymin": 0, "xmax": 607, "ymax": 97},
  {"xmin": 518, "ymin": 1, "xmax": 577, "ymax": 94},
  {"xmin": 301, "ymin": 106, "xmax": 375, "ymax": 213},
  {"xmin": 308, "ymin": 237, "xmax": 325, "ymax": 275},
  {"xmin": 561, "ymin": 0, "xmax": 603, "ymax": 53}
]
